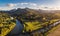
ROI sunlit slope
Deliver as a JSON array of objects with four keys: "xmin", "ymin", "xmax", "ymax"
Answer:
[
  {"xmin": 0, "ymin": 23, "xmax": 16, "ymax": 36},
  {"xmin": 22, "ymin": 19, "xmax": 60, "ymax": 36},
  {"xmin": 0, "ymin": 13, "xmax": 16, "ymax": 36},
  {"xmin": 24, "ymin": 21, "xmax": 42, "ymax": 32},
  {"xmin": 23, "ymin": 19, "xmax": 60, "ymax": 32}
]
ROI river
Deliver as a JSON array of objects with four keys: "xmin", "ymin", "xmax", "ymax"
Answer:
[
  {"xmin": 7, "ymin": 19, "xmax": 60, "ymax": 36},
  {"xmin": 7, "ymin": 19, "xmax": 24, "ymax": 36}
]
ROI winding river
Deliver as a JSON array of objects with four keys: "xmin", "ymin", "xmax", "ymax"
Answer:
[
  {"xmin": 7, "ymin": 19, "xmax": 60, "ymax": 36},
  {"xmin": 7, "ymin": 19, "xmax": 24, "ymax": 36}
]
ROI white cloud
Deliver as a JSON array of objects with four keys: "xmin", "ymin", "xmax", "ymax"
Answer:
[
  {"xmin": 20, "ymin": 3, "xmax": 37, "ymax": 6},
  {"xmin": 20, "ymin": 3, "xmax": 29, "ymax": 5},
  {"xmin": 6, "ymin": 3, "xmax": 16, "ymax": 7},
  {"xmin": 1, "ymin": 2, "xmax": 60, "ymax": 10},
  {"xmin": 0, "ymin": 7, "xmax": 14, "ymax": 10},
  {"xmin": 0, "ymin": 3, "xmax": 17, "ymax": 10},
  {"xmin": 29, "ymin": 3, "xmax": 37, "ymax": 6}
]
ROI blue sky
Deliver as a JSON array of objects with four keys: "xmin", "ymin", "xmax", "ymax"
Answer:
[
  {"xmin": 0, "ymin": 0, "xmax": 60, "ymax": 10},
  {"xmin": 0, "ymin": 0, "xmax": 56, "ymax": 5}
]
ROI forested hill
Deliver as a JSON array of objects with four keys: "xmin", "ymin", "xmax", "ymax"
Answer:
[{"xmin": 0, "ymin": 8, "xmax": 60, "ymax": 22}]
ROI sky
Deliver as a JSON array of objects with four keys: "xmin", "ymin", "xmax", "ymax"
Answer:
[{"xmin": 0, "ymin": 0, "xmax": 60, "ymax": 10}]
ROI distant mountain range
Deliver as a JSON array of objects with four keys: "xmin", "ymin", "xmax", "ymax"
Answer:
[
  {"xmin": 0, "ymin": 8, "xmax": 60, "ymax": 13},
  {"xmin": 0, "ymin": 8, "xmax": 60, "ymax": 21},
  {"xmin": 0, "ymin": 8, "xmax": 60, "ymax": 16}
]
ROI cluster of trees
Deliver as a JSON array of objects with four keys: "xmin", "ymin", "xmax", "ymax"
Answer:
[
  {"xmin": 17, "ymin": 11, "xmax": 60, "ymax": 23},
  {"xmin": 0, "ymin": 12, "xmax": 16, "ymax": 34}
]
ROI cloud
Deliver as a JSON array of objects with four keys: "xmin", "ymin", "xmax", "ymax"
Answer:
[
  {"xmin": 6, "ymin": 3, "xmax": 16, "ymax": 7},
  {"xmin": 37, "ymin": 5, "xmax": 60, "ymax": 10},
  {"xmin": 0, "ymin": 2, "xmax": 60, "ymax": 10},
  {"xmin": 20, "ymin": 3, "xmax": 29, "ymax": 5},
  {"xmin": 0, "ymin": 7, "xmax": 15, "ymax": 10},
  {"xmin": 18, "ymin": 3, "xmax": 38, "ymax": 9},
  {"xmin": 29, "ymin": 3, "xmax": 37, "ymax": 6},
  {"xmin": 0, "ymin": 3, "xmax": 17, "ymax": 10},
  {"xmin": 20, "ymin": 3, "xmax": 37, "ymax": 6}
]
